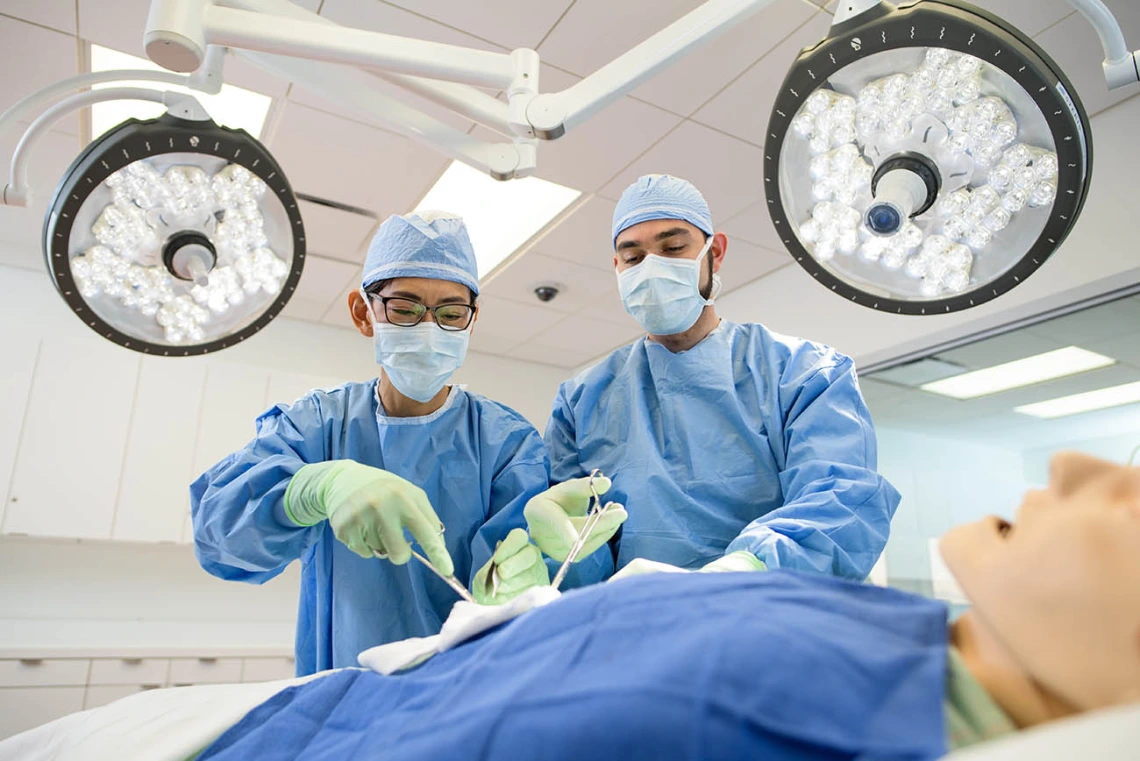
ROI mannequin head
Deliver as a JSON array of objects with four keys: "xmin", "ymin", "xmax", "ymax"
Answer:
[{"xmin": 941, "ymin": 452, "xmax": 1140, "ymax": 711}]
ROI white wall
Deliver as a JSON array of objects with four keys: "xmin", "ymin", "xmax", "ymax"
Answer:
[
  {"xmin": 876, "ymin": 427, "xmax": 1027, "ymax": 586},
  {"xmin": 0, "ymin": 260, "xmax": 570, "ymax": 649},
  {"xmin": 717, "ymin": 96, "xmax": 1140, "ymax": 368}
]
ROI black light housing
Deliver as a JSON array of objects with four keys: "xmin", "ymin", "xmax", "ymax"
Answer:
[
  {"xmin": 44, "ymin": 112, "xmax": 306, "ymax": 355},
  {"xmin": 764, "ymin": 0, "xmax": 1093, "ymax": 315}
]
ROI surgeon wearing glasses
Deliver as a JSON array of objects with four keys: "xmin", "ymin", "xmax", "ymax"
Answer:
[{"xmin": 190, "ymin": 212, "xmax": 609, "ymax": 676}]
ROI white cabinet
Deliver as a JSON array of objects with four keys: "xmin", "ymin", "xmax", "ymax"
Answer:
[
  {"xmin": 113, "ymin": 357, "xmax": 208, "ymax": 543},
  {"xmin": 167, "ymin": 657, "xmax": 242, "ymax": 686},
  {"xmin": 4, "ymin": 338, "xmax": 140, "ymax": 539},
  {"xmin": 181, "ymin": 362, "xmax": 271, "ymax": 543},
  {"xmin": 88, "ymin": 657, "xmax": 167, "ymax": 687},
  {"xmin": 0, "ymin": 686, "xmax": 86, "ymax": 740},
  {"xmin": 0, "ymin": 334, "xmax": 39, "ymax": 531},
  {"xmin": 241, "ymin": 657, "xmax": 296, "ymax": 683},
  {"xmin": 83, "ymin": 684, "xmax": 149, "ymax": 710},
  {"xmin": 0, "ymin": 658, "xmax": 89, "ymax": 687}
]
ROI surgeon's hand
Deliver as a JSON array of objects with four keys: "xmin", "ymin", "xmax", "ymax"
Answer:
[
  {"xmin": 700, "ymin": 551, "xmax": 767, "ymax": 573},
  {"xmin": 285, "ymin": 460, "xmax": 453, "ymax": 575},
  {"xmin": 472, "ymin": 528, "xmax": 550, "ymax": 605},
  {"xmin": 524, "ymin": 476, "xmax": 628, "ymax": 562}
]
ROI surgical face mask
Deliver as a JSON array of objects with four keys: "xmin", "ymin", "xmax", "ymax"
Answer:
[
  {"xmin": 362, "ymin": 290, "xmax": 470, "ymax": 403},
  {"xmin": 616, "ymin": 236, "xmax": 721, "ymax": 336}
]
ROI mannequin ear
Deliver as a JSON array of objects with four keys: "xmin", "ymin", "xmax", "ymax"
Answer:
[{"xmin": 348, "ymin": 290, "xmax": 373, "ymax": 337}]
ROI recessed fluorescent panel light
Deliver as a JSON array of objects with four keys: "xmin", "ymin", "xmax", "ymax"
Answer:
[
  {"xmin": 90, "ymin": 45, "xmax": 272, "ymax": 140},
  {"xmin": 920, "ymin": 347, "xmax": 1116, "ymax": 400},
  {"xmin": 415, "ymin": 160, "xmax": 581, "ymax": 278},
  {"xmin": 1014, "ymin": 380, "xmax": 1140, "ymax": 419}
]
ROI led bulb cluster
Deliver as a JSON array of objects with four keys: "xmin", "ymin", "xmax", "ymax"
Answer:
[
  {"xmin": 190, "ymin": 248, "xmax": 290, "ymax": 315},
  {"xmin": 73, "ymin": 160, "xmax": 289, "ymax": 344},
  {"xmin": 789, "ymin": 46, "xmax": 1062, "ymax": 300},
  {"xmin": 792, "ymin": 90, "xmax": 858, "ymax": 155},
  {"xmin": 809, "ymin": 143, "xmax": 874, "ymax": 206}
]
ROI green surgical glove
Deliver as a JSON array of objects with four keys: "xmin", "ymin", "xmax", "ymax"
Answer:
[
  {"xmin": 524, "ymin": 476, "xmax": 628, "ymax": 562},
  {"xmin": 472, "ymin": 528, "xmax": 549, "ymax": 605},
  {"xmin": 700, "ymin": 551, "xmax": 767, "ymax": 573},
  {"xmin": 285, "ymin": 460, "xmax": 453, "ymax": 575}
]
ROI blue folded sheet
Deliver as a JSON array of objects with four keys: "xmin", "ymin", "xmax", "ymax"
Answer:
[{"xmin": 199, "ymin": 571, "xmax": 949, "ymax": 761}]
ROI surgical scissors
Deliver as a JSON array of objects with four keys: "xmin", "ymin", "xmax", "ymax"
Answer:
[{"xmin": 550, "ymin": 469, "xmax": 617, "ymax": 590}]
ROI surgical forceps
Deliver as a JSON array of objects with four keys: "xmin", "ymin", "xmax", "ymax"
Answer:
[
  {"xmin": 550, "ymin": 469, "xmax": 618, "ymax": 590},
  {"xmin": 374, "ymin": 523, "xmax": 477, "ymax": 604}
]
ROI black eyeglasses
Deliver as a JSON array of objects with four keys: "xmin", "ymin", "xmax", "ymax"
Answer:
[{"xmin": 368, "ymin": 295, "xmax": 476, "ymax": 331}]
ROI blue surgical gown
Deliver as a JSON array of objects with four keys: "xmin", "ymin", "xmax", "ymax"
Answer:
[
  {"xmin": 191, "ymin": 382, "xmax": 603, "ymax": 675},
  {"xmin": 546, "ymin": 321, "xmax": 899, "ymax": 579}
]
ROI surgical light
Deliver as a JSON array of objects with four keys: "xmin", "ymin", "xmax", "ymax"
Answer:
[
  {"xmin": 44, "ymin": 110, "xmax": 305, "ymax": 355},
  {"xmin": 765, "ymin": 0, "xmax": 1095, "ymax": 314}
]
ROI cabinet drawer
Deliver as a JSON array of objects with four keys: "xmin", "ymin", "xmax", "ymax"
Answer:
[
  {"xmin": 0, "ymin": 686, "xmax": 86, "ymax": 740},
  {"xmin": 83, "ymin": 684, "xmax": 150, "ymax": 710},
  {"xmin": 0, "ymin": 659, "xmax": 89, "ymax": 687},
  {"xmin": 167, "ymin": 657, "xmax": 242, "ymax": 686},
  {"xmin": 88, "ymin": 658, "xmax": 168, "ymax": 687},
  {"xmin": 241, "ymin": 657, "xmax": 296, "ymax": 683}
]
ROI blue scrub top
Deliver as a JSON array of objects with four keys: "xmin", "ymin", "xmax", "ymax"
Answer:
[
  {"xmin": 546, "ymin": 321, "xmax": 900, "ymax": 579},
  {"xmin": 191, "ymin": 382, "xmax": 605, "ymax": 675}
]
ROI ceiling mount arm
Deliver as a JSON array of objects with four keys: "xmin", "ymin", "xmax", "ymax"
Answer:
[
  {"xmin": 524, "ymin": 0, "xmax": 779, "ymax": 138},
  {"xmin": 1066, "ymin": 0, "xmax": 1139, "ymax": 90}
]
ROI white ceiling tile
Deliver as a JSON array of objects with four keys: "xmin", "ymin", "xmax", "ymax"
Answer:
[
  {"xmin": 631, "ymin": 0, "xmax": 819, "ymax": 116},
  {"xmin": 599, "ymin": 119, "xmax": 767, "ymax": 221},
  {"xmin": 294, "ymin": 0, "xmax": 506, "ymax": 132},
  {"xmin": 1033, "ymin": 0, "xmax": 1140, "ymax": 116},
  {"xmin": 320, "ymin": 0, "xmax": 503, "ymax": 53},
  {"xmin": 583, "ymin": 284, "xmax": 636, "ymax": 328},
  {"xmin": 524, "ymin": 314, "xmax": 644, "ymax": 356},
  {"xmin": 0, "ymin": 15, "xmax": 80, "ymax": 134},
  {"xmin": 482, "ymin": 252, "xmax": 612, "ymax": 315},
  {"xmin": 294, "ymin": 255, "xmax": 359, "ymax": 305},
  {"xmin": 717, "ymin": 238, "xmax": 790, "ymax": 294},
  {"xmin": 973, "ymin": 0, "xmax": 1074, "ymax": 37},
  {"xmin": 469, "ymin": 331, "xmax": 526, "ymax": 357},
  {"xmin": 692, "ymin": 11, "xmax": 832, "ymax": 144},
  {"xmin": 470, "ymin": 295, "xmax": 568, "ymax": 350},
  {"xmin": 382, "ymin": 0, "xmax": 574, "ymax": 49},
  {"xmin": 320, "ymin": 281, "xmax": 359, "ymax": 329},
  {"xmin": 496, "ymin": 66, "xmax": 683, "ymax": 193},
  {"xmin": 721, "ymin": 200, "xmax": 790, "ymax": 254},
  {"xmin": 79, "ymin": 0, "xmax": 151, "ymax": 59},
  {"xmin": 0, "ymin": 128, "xmax": 80, "ymax": 260},
  {"xmin": 3, "ymin": 0, "xmax": 77, "ymax": 34},
  {"xmin": 538, "ymin": 0, "xmax": 703, "ymax": 79},
  {"xmin": 298, "ymin": 199, "xmax": 377, "ymax": 264},
  {"xmin": 287, "ymin": 72, "xmax": 475, "ymax": 133},
  {"xmin": 506, "ymin": 341, "xmax": 600, "ymax": 369},
  {"xmin": 281, "ymin": 295, "xmax": 331, "ymax": 322},
  {"xmin": 268, "ymin": 101, "xmax": 449, "ymax": 217},
  {"xmin": 532, "ymin": 195, "xmax": 617, "ymax": 273}
]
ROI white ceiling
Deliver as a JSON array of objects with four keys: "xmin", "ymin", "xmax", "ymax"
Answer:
[
  {"xmin": 0, "ymin": 0, "xmax": 1137, "ymax": 368},
  {"xmin": 862, "ymin": 294, "xmax": 1140, "ymax": 451}
]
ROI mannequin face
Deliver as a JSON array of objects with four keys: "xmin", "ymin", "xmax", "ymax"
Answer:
[{"xmin": 941, "ymin": 452, "xmax": 1140, "ymax": 710}]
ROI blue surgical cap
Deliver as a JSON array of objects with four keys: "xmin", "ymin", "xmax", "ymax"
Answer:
[
  {"xmin": 611, "ymin": 174, "xmax": 714, "ymax": 246},
  {"xmin": 362, "ymin": 212, "xmax": 480, "ymax": 295}
]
